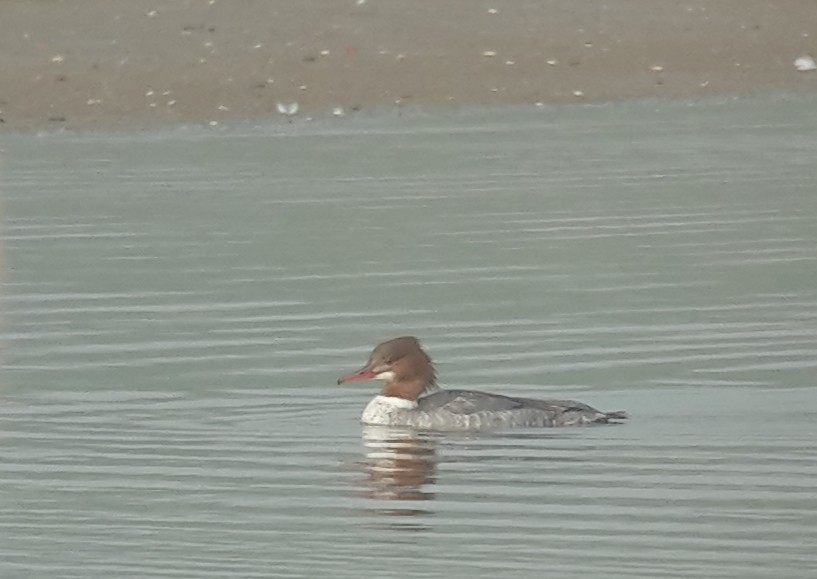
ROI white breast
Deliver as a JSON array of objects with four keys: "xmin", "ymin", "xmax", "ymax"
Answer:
[{"xmin": 361, "ymin": 395, "xmax": 418, "ymax": 425}]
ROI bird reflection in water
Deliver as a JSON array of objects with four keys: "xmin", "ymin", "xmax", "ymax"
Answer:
[{"xmin": 359, "ymin": 425, "xmax": 438, "ymax": 523}]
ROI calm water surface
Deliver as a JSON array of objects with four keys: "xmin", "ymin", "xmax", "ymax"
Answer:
[{"xmin": 2, "ymin": 97, "xmax": 817, "ymax": 578}]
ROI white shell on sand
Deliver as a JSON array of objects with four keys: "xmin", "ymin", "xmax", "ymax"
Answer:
[
  {"xmin": 276, "ymin": 102, "xmax": 299, "ymax": 116},
  {"xmin": 794, "ymin": 55, "xmax": 816, "ymax": 72}
]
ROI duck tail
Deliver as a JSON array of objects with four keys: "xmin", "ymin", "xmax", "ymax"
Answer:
[{"xmin": 602, "ymin": 410, "xmax": 628, "ymax": 422}]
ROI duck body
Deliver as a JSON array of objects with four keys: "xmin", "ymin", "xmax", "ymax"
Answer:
[
  {"xmin": 340, "ymin": 337, "xmax": 627, "ymax": 432},
  {"xmin": 362, "ymin": 390, "xmax": 624, "ymax": 430}
]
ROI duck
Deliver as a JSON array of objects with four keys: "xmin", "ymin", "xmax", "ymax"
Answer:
[{"xmin": 337, "ymin": 336, "xmax": 627, "ymax": 430}]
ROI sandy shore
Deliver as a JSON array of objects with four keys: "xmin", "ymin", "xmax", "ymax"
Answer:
[{"xmin": 1, "ymin": 0, "xmax": 816, "ymax": 131}]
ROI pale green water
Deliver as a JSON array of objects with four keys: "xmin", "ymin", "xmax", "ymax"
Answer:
[{"xmin": 2, "ymin": 96, "xmax": 817, "ymax": 578}]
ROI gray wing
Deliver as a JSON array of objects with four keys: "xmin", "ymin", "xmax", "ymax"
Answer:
[
  {"xmin": 417, "ymin": 390, "xmax": 533, "ymax": 415},
  {"xmin": 417, "ymin": 390, "xmax": 603, "ymax": 416},
  {"xmin": 512, "ymin": 396, "xmax": 603, "ymax": 415}
]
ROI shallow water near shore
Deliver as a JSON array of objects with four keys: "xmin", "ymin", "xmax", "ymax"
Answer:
[{"xmin": 3, "ymin": 96, "xmax": 817, "ymax": 578}]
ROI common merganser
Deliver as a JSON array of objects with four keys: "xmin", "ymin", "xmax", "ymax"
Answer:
[{"xmin": 337, "ymin": 336, "xmax": 628, "ymax": 431}]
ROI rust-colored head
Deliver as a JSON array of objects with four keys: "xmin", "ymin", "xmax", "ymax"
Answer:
[{"xmin": 337, "ymin": 336, "xmax": 437, "ymax": 400}]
